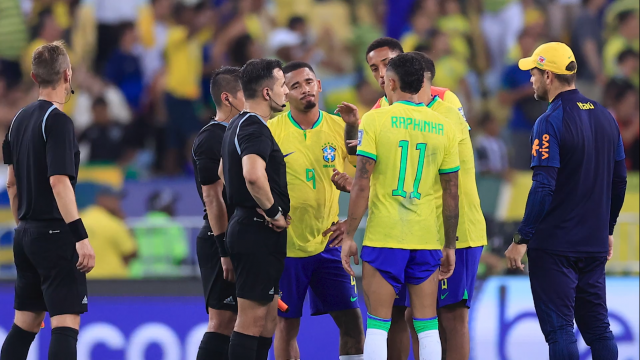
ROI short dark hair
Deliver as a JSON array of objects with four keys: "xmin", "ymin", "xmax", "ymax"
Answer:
[
  {"xmin": 533, "ymin": 61, "xmax": 577, "ymax": 86},
  {"xmin": 282, "ymin": 61, "xmax": 315, "ymax": 75},
  {"xmin": 617, "ymin": 49, "xmax": 639, "ymax": 64},
  {"xmin": 387, "ymin": 53, "xmax": 426, "ymax": 95},
  {"xmin": 409, "ymin": 51, "xmax": 436, "ymax": 81},
  {"xmin": 210, "ymin": 66, "xmax": 242, "ymax": 107},
  {"xmin": 288, "ymin": 16, "xmax": 305, "ymax": 30},
  {"xmin": 92, "ymin": 96, "xmax": 107, "ymax": 108},
  {"xmin": 240, "ymin": 58, "xmax": 283, "ymax": 100},
  {"xmin": 31, "ymin": 40, "xmax": 70, "ymax": 89},
  {"xmin": 617, "ymin": 10, "xmax": 637, "ymax": 26},
  {"xmin": 366, "ymin": 37, "xmax": 404, "ymax": 59}
]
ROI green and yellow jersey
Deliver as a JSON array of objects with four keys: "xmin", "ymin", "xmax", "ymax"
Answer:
[
  {"xmin": 357, "ymin": 101, "xmax": 460, "ymax": 250},
  {"xmin": 428, "ymin": 96, "xmax": 487, "ymax": 249},
  {"xmin": 269, "ymin": 110, "xmax": 353, "ymax": 257}
]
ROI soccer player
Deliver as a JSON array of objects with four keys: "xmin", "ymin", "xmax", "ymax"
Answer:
[
  {"xmin": 268, "ymin": 61, "xmax": 364, "ymax": 360},
  {"xmin": 505, "ymin": 42, "xmax": 626, "ymax": 360},
  {"xmin": 192, "ymin": 67, "xmax": 245, "ymax": 360},
  {"xmin": 407, "ymin": 52, "xmax": 486, "ymax": 360},
  {"xmin": 1, "ymin": 41, "xmax": 95, "ymax": 360},
  {"xmin": 221, "ymin": 58, "xmax": 290, "ymax": 360},
  {"xmin": 341, "ymin": 53, "xmax": 460, "ymax": 360}
]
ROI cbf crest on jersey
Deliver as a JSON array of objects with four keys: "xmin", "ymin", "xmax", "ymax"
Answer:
[{"xmin": 322, "ymin": 142, "xmax": 337, "ymax": 168}]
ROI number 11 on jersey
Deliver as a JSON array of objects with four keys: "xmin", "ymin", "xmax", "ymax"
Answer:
[{"xmin": 392, "ymin": 140, "xmax": 427, "ymax": 200}]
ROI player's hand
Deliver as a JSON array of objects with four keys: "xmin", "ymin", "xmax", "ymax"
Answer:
[
  {"xmin": 323, "ymin": 220, "xmax": 346, "ymax": 247},
  {"xmin": 331, "ymin": 169, "xmax": 353, "ymax": 193},
  {"xmin": 221, "ymin": 257, "xmax": 236, "ymax": 282},
  {"xmin": 505, "ymin": 243, "xmax": 527, "ymax": 271},
  {"xmin": 607, "ymin": 235, "xmax": 614, "ymax": 261},
  {"xmin": 346, "ymin": 140, "xmax": 358, "ymax": 148},
  {"xmin": 439, "ymin": 247, "xmax": 455, "ymax": 280},
  {"xmin": 341, "ymin": 238, "xmax": 359, "ymax": 277},
  {"xmin": 334, "ymin": 102, "xmax": 360, "ymax": 126},
  {"xmin": 257, "ymin": 209, "xmax": 291, "ymax": 232},
  {"xmin": 76, "ymin": 239, "xmax": 95, "ymax": 273}
]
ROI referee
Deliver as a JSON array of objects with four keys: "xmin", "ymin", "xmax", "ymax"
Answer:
[
  {"xmin": 1, "ymin": 41, "xmax": 95, "ymax": 360},
  {"xmin": 221, "ymin": 58, "xmax": 290, "ymax": 360},
  {"xmin": 505, "ymin": 42, "xmax": 627, "ymax": 360}
]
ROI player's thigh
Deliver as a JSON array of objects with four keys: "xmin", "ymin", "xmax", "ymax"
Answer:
[
  {"xmin": 13, "ymin": 310, "xmax": 46, "ymax": 333},
  {"xmin": 13, "ymin": 227, "xmax": 46, "ymax": 314},
  {"xmin": 261, "ymin": 296, "xmax": 281, "ymax": 338},
  {"xmin": 405, "ymin": 249, "xmax": 441, "ymax": 319},
  {"xmin": 527, "ymin": 249, "xmax": 579, "ymax": 340},
  {"xmin": 360, "ymin": 246, "xmax": 408, "ymax": 318},
  {"xmin": 50, "ymin": 314, "xmax": 80, "ymax": 329},
  {"xmin": 279, "ymin": 255, "xmax": 316, "ymax": 319},
  {"xmin": 208, "ymin": 309, "xmax": 237, "ymax": 335},
  {"xmin": 197, "ymin": 230, "xmax": 238, "ymax": 316},
  {"xmin": 361, "ymin": 262, "xmax": 397, "ymax": 319},
  {"xmin": 309, "ymin": 247, "xmax": 359, "ymax": 316},
  {"xmin": 574, "ymin": 256, "xmax": 612, "ymax": 344}
]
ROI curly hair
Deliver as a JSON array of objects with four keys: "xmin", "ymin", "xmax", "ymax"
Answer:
[{"xmin": 387, "ymin": 53, "xmax": 426, "ymax": 95}]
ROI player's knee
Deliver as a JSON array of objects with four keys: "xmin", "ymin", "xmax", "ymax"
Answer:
[
  {"xmin": 14, "ymin": 311, "xmax": 45, "ymax": 333},
  {"xmin": 50, "ymin": 314, "xmax": 80, "ymax": 330},
  {"xmin": 544, "ymin": 326, "xmax": 576, "ymax": 345},
  {"xmin": 276, "ymin": 316, "xmax": 300, "ymax": 340},
  {"xmin": 581, "ymin": 327, "xmax": 614, "ymax": 347},
  {"xmin": 208, "ymin": 309, "xmax": 237, "ymax": 335}
]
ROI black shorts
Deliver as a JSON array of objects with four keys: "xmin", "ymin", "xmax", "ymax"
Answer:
[
  {"xmin": 13, "ymin": 221, "xmax": 88, "ymax": 317},
  {"xmin": 226, "ymin": 208, "xmax": 287, "ymax": 303},
  {"xmin": 196, "ymin": 224, "xmax": 237, "ymax": 313}
]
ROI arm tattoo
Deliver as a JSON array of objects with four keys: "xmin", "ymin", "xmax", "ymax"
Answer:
[
  {"xmin": 440, "ymin": 172, "xmax": 459, "ymax": 250},
  {"xmin": 356, "ymin": 157, "xmax": 375, "ymax": 179},
  {"xmin": 345, "ymin": 124, "xmax": 359, "ymax": 155}
]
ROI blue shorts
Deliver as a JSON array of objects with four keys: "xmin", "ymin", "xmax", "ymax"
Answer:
[
  {"xmin": 278, "ymin": 244, "xmax": 359, "ymax": 318},
  {"xmin": 437, "ymin": 246, "xmax": 483, "ymax": 308},
  {"xmin": 361, "ymin": 246, "xmax": 442, "ymax": 296}
]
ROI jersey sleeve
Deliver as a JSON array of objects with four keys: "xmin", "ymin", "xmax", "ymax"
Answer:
[
  {"xmin": 530, "ymin": 112, "xmax": 562, "ymax": 168},
  {"xmin": 193, "ymin": 129, "xmax": 224, "ymax": 186},
  {"xmin": 236, "ymin": 117, "xmax": 272, "ymax": 162},
  {"xmin": 443, "ymin": 90, "xmax": 467, "ymax": 126},
  {"xmin": 2, "ymin": 130, "xmax": 12, "ymax": 165},
  {"xmin": 45, "ymin": 112, "xmax": 78, "ymax": 180},
  {"xmin": 356, "ymin": 112, "xmax": 377, "ymax": 161},
  {"xmin": 615, "ymin": 134, "xmax": 625, "ymax": 162},
  {"xmin": 439, "ymin": 123, "xmax": 460, "ymax": 174}
]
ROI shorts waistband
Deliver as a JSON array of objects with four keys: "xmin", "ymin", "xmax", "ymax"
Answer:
[
  {"xmin": 17, "ymin": 219, "xmax": 67, "ymax": 230},
  {"xmin": 233, "ymin": 207, "xmax": 264, "ymax": 218}
]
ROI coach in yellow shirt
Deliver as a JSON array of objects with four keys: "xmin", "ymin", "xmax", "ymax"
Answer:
[
  {"xmin": 268, "ymin": 61, "xmax": 364, "ymax": 359},
  {"xmin": 83, "ymin": 187, "xmax": 137, "ymax": 279},
  {"xmin": 341, "ymin": 53, "xmax": 459, "ymax": 359}
]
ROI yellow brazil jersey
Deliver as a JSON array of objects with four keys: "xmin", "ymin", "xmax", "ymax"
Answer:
[
  {"xmin": 269, "ymin": 110, "xmax": 353, "ymax": 257},
  {"xmin": 357, "ymin": 101, "xmax": 460, "ymax": 250},
  {"xmin": 428, "ymin": 96, "xmax": 487, "ymax": 249}
]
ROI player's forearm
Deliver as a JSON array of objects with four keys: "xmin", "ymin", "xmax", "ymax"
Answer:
[
  {"xmin": 517, "ymin": 166, "xmax": 557, "ymax": 239},
  {"xmin": 50, "ymin": 175, "xmax": 81, "ymax": 223},
  {"xmin": 346, "ymin": 156, "xmax": 375, "ymax": 237},
  {"xmin": 344, "ymin": 124, "xmax": 359, "ymax": 156},
  {"xmin": 203, "ymin": 182, "xmax": 228, "ymax": 235},
  {"xmin": 245, "ymin": 169, "xmax": 276, "ymax": 210},
  {"xmin": 440, "ymin": 172, "xmax": 459, "ymax": 249},
  {"xmin": 609, "ymin": 159, "xmax": 627, "ymax": 235}
]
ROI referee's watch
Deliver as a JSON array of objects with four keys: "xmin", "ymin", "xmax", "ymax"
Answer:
[
  {"xmin": 270, "ymin": 208, "xmax": 283, "ymax": 221},
  {"xmin": 513, "ymin": 232, "xmax": 530, "ymax": 245}
]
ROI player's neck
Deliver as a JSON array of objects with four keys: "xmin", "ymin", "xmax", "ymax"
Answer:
[
  {"xmin": 245, "ymin": 100, "xmax": 272, "ymax": 121},
  {"xmin": 214, "ymin": 106, "xmax": 237, "ymax": 123},
  {"xmin": 37, "ymin": 86, "xmax": 67, "ymax": 112},
  {"xmin": 390, "ymin": 93, "xmax": 420, "ymax": 105},
  {"xmin": 290, "ymin": 107, "xmax": 320, "ymax": 130},
  {"xmin": 417, "ymin": 85, "xmax": 433, "ymax": 104},
  {"xmin": 548, "ymin": 84, "xmax": 576, "ymax": 102}
]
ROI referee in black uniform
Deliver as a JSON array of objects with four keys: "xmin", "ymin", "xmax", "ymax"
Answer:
[
  {"xmin": 0, "ymin": 41, "xmax": 95, "ymax": 360},
  {"xmin": 221, "ymin": 59, "xmax": 290, "ymax": 360},
  {"xmin": 192, "ymin": 67, "xmax": 245, "ymax": 360}
]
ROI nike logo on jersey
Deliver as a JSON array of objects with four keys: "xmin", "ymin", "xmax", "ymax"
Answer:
[
  {"xmin": 283, "ymin": 152, "xmax": 295, "ymax": 158},
  {"xmin": 350, "ymin": 296, "xmax": 358, "ymax": 302},
  {"xmin": 440, "ymin": 292, "xmax": 449, "ymax": 300}
]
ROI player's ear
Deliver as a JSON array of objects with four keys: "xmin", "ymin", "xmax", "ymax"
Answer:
[
  {"xmin": 317, "ymin": 79, "xmax": 322, "ymax": 93},
  {"xmin": 262, "ymin": 87, "xmax": 270, "ymax": 102}
]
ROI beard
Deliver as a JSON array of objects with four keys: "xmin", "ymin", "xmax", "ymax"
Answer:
[
  {"xmin": 534, "ymin": 84, "xmax": 549, "ymax": 101},
  {"xmin": 303, "ymin": 100, "xmax": 316, "ymax": 110}
]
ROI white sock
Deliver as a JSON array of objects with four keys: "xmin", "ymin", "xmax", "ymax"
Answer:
[
  {"xmin": 339, "ymin": 355, "xmax": 364, "ymax": 360},
  {"xmin": 363, "ymin": 328, "xmax": 387, "ymax": 360},
  {"xmin": 418, "ymin": 330, "xmax": 441, "ymax": 360}
]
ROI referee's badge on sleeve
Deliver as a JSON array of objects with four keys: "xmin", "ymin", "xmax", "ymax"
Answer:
[{"xmin": 357, "ymin": 130, "xmax": 363, "ymax": 146}]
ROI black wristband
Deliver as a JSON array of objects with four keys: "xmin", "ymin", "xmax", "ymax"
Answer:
[
  {"xmin": 262, "ymin": 203, "xmax": 280, "ymax": 219},
  {"xmin": 67, "ymin": 218, "xmax": 88, "ymax": 243},
  {"xmin": 214, "ymin": 233, "xmax": 229, "ymax": 257}
]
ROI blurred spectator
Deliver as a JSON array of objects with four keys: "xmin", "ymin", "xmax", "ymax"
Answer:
[
  {"xmin": 229, "ymin": 33, "xmax": 261, "ymax": 67},
  {"xmin": 137, "ymin": 0, "xmax": 174, "ymax": 85},
  {"xmin": 21, "ymin": 9, "xmax": 63, "ymax": 81},
  {"xmin": 474, "ymin": 112, "xmax": 510, "ymax": 178},
  {"xmin": 607, "ymin": 78, "xmax": 640, "ymax": 170},
  {"xmin": 94, "ymin": 0, "xmax": 140, "ymax": 72},
  {"xmin": 616, "ymin": 49, "xmax": 639, "ymax": 88},
  {"xmin": 78, "ymin": 97, "xmax": 126, "ymax": 164},
  {"xmin": 103, "ymin": 22, "xmax": 144, "ymax": 112},
  {"xmin": 571, "ymin": 0, "xmax": 608, "ymax": 101},
  {"xmin": 603, "ymin": 10, "xmax": 639, "ymax": 79},
  {"xmin": 83, "ymin": 186, "xmax": 138, "ymax": 279},
  {"xmin": 417, "ymin": 31, "xmax": 469, "ymax": 101},
  {"xmin": 438, "ymin": 0, "xmax": 471, "ymax": 61},
  {"xmin": 354, "ymin": 79, "xmax": 383, "ymax": 114},
  {"xmin": 130, "ymin": 188, "xmax": 189, "ymax": 278},
  {"xmin": 163, "ymin": 1, "xmax": 212, "ymax": 174},
  {"xmin": 0, "ymin": 0, "xmax": 29, "ymax": 90},
  {"xmin": 499, "ymin": 29, "xmax": 547, "ymax": 170},
  {"xmin": 400, "ymin": 0, "xmax": 437, "ymax": 53},
  {"xmin": 481, "ymin": 0, "xmax": 525, "ymax": 92},
  {"xmin": 547, "ymin": 0, "xmax": 581, "ymax": 42}
]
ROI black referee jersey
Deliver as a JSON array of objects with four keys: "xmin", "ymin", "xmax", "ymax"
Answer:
[{"xmin": 3, "ymin": 100, "xmax": 80, "ymax": 221}]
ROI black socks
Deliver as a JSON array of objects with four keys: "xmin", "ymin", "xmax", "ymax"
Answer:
[
  {"xmin": 197, "ymin": 332, "xmax": 231, "ymax": 360},
  {"xmin": 48, "ymin": 327, "xmax": 78, "ymax": 360},
  {"xmin": 229, "ymin": 331, "xmax": 258, "ymax": 360},
  {"xmin": 0, "ymin": 324, "xmax": 37, "ymax": 360},
  {"xmin": 256, "ymin": 336, "xmax": 272, "ymax": 360}
]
